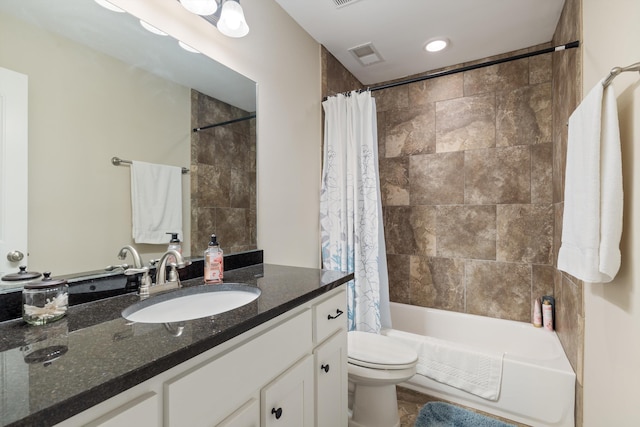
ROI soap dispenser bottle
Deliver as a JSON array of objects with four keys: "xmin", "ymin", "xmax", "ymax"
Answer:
[
  {"xmin": 204, "ymin": 234, "xmax": 223, "ymax": 284},
  {"xmin": 167, "ymin": 233, "xmax": 182, "ymax": 254},
  {"xmin": 166, "ymin": 233, "xmax": 182, "ymax": 282}
]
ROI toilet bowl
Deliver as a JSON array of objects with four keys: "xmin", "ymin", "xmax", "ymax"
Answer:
[{"xmin": 347, "ymin": 331, "xmax": 418, "ymax": 427}]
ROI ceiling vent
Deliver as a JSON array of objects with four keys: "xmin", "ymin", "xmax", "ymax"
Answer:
[
  {"xmin": 348, "ymin": 42, "xmax": 384, "ymax": 66},
  {"xmin": 332, "ymin": 0, "xmax": 362, "ymax": 8}
]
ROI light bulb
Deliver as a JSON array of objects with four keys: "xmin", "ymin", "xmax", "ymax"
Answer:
[
  {"xmin": 217, "ymin": 0, "xmax": 249, "ymax": 38},
  {"xmin": 425, "ymin": 39, "xmax": 449, "ymax": 52},
  {"xmin": 180, "ymin": 0, "xmax": 217, "ymax": 16}
]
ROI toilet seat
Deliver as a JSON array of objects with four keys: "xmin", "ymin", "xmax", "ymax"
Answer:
[{"xmin": 348, "ymin": 331, "xmax": 418, "ymax": 370}]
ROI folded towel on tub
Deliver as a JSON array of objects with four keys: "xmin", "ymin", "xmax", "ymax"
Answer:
[
  {"xmin": 130, "ymin": 160, "xmax": 183, "ymax": 244},
  {"xmin": 383, "ymin": 329, "xmax": 504, "ymax": 401}
]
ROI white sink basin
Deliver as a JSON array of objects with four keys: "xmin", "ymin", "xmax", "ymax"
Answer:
[{"xmin": 122, "ymin": 283, "xmax": 260, "ymax": 324}]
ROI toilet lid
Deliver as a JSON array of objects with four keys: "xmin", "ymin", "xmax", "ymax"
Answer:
[{"xmin": 348, "ymin": 331, "xmax": 418, "ymax": 369}]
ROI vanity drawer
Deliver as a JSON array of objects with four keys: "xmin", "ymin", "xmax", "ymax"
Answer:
[
  {"xmin": 313, "ymin": 288, "xmax": 347, "ymax": 344},
  {"xmin": 165, "ymin": 309, "xmax": 312, "ymax": 427}
]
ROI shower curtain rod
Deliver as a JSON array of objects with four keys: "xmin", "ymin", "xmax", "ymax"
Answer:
[
  {"xmin": 193, "ymin": 113, "xmax": 256, "ymax": 133},
  {"xmin": 325, "ymin": 40, "xmax": 580, "ymax": 99}
]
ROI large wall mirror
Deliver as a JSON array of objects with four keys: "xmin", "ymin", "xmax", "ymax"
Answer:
[{"xmin": 0, "ymin": 0, "xmax": 257, "ymax": 289}]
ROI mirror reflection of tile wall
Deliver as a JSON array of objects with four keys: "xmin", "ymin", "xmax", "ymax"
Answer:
[{"xmin": 190, "ymin": 90, "xmax": 257, "ymax": 256}]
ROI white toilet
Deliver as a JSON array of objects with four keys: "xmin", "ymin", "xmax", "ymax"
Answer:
[{"xmin": 347, "ymin": 331, "xmax": 418, "ymax": 427}]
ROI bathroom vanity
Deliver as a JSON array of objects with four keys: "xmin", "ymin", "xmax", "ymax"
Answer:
[{"xmin": 0, "ymin": 261, "xmax": 352, "ymax": 427}]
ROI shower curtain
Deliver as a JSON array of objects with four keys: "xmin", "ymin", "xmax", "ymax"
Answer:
[{"xmin": 320, "ymin": 91, "xmax": 391, "ymax": 333}]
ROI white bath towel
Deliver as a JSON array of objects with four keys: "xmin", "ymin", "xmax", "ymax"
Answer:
[
  {"xmin": 130, "ymin": 160, "xmax": 183, "ymax": 244},
  {"xmin": 383, "ymin": 329, "xmax": 504, "ymax": 401},
  {"xmin": 557, "ymin": 78, "xmax": 623, "ymax": 283}
]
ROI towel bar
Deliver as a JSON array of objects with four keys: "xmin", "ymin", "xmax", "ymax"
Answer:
[
  {"xmin": 111, "ymin": 157, "xmax": 189, "ymax": 174},
  {"xmin": 603, "ymin": 61, "xmax": 640, "ymax": 87}
]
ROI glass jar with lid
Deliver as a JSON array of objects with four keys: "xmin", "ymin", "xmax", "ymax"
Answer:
[{"xmin": 22, "ymin": 272, "xmax": 69, "ymax": 325}]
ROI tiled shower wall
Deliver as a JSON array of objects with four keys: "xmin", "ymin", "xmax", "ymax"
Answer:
[
  {"xmin": 551, "ymin": 0, "xmax": 584, "ymax": 423},
  {"xmin": 376, "ymin": 52, "xmax": 555, "ymax": 323},
  {"xmin": 190, "ymin": 90, "xmax": 257, "ymax": 256}
]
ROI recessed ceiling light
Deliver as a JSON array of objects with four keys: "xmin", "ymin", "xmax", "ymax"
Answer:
[
  {"xmin": 94, "ymin": 0, "xmax": 125, "ymax": 13},
  {"xmin": 140, "ymin": 20, "xmax": 168, "ymax": 36},
  {"xmin": 425, "ymin": 38, "xmax": 449, "ymax": 53}
]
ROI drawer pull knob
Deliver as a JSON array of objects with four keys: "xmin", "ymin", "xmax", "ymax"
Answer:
[
  {"xmin": 327, "ymin": 309, "xmax": 343, "ymax": 320},
  {"xmin": 321, "ymin": 364, "xmax": 330, "ymax": 373},
  {"xmin": 272, "ymin": 407, "xmax": 283, "ymax": 419}
]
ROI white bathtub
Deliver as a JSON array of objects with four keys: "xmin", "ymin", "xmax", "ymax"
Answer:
[{"xmin": 384, "ymin": 302, "xmax": 575, "ymax": 427}]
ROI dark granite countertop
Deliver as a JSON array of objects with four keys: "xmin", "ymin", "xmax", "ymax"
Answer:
[{"xmin": 0, "ymin": 263, "xmax": 353, "ymax": 427}]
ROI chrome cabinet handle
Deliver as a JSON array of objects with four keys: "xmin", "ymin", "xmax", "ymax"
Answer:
[{"xmin": 327, "ymin": 309, "xmax": 343, "ymax": 320}]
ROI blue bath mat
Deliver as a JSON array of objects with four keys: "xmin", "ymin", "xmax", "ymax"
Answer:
[{"xmin": 414, "ymin": 402, "xmax": 516, "ymax": 427}]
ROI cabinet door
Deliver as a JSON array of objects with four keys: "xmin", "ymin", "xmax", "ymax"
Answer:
[
  {"xmin": 262, "ymin": 355, "xmax": 314, "ymax": 427},
  {"xmin": 84, "ymin": 392, "xmax": 160, "ymax": 427},
  {"xmin": 217, "ymin": 397, "xmax": 259, "ymax": 427},
  {"xmin": 315, "ymin": 331, "xmax": 348, "ymax": 427}
]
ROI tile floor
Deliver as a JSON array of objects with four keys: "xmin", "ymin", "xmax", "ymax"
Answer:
[{"xmin": 397, "ymin": 386, "xmax": 530, "ymax": 427}]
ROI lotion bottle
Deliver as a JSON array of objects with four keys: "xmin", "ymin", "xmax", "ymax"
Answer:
[
  {"xmin": 542, "ymin": 300, "xmax": 554, "ymax": 331},
  {"xmin": 204, "ymin": 234, "xmax": 223, "ymax": 284},
  {"xmin": 533, "ymin": 298, "xmax": 542, "ymax": 327}
]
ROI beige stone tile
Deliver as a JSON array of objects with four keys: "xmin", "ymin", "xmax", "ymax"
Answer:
[
  {"xmin": 496, "ymin": 83, "xmax": 552, "ymax": 147},
  {"xmin": 388, "ymin": 254, "xmax": 411, "ymax": 304},
  {"xmin": 532, "ymin": 143, "xmax": 553, "ymax": 203},
  {"xmin": 197, "ymin": 163, "xmax": 230, "ymax": 207},
  {"xmin": 410, "ymin": 152, "xmax": 465, "ymax": 205},
  {"xmin": 408, "ymin": 73, "xmax": 464, "ymax": 106},
  {"xmin": 464, "ymin": 146, "xmax": 531, "ymax": 205},
  {"xmin": 373, "ymin": 86, "xmax": 409, "ymax": 113},
  {"xmin": 465, "ymin": 260, "xmax": 532, "ymax": 321},
  {"xmin": 410, "ymin": 206, "xmax": 437, "ymax": 256},
  {"xmin": 463, "ymin": 58, "xmax": 529, "ymax": 96},
  {"xmin": 377, "ymin": 110, "xmax": 386, "ymax": 159},
  {"xmin": 436, "ymin": 205, "xmax": 496, "ymax": 260},
  {"xmin": 410, "ymin": 256, "xmax": 465, "ymax": 311},
  {"xmin": 532, "ymin": 264, "xmax": 555, "ymax": 302},
  {"xmin": 556, "ymin": 273, "xmax": 584, "ymax": 384},
  {"xmin": 385, "ymin": 104, "xmax": 436, "ymax": 157},
  {"xmin": 230, "ymin": 168, "xmax": 251, "ymax": 209},
  {"xmin": 435, "ymin": 93, "xmax": 496, "ymax": 153},
  {"xmin": 496, "ymin": 204, "xmax": 554, "ymax": 264},
  {"xmin": 216, "ymin": 208, "xmax": 249, "ymax": 252},
  {"xmin": 380, "ymin": 157, "xmax": 410, "ymax": 206},
  {"xmin": 384, "ymin": 206, "xmax": 416, "ymax": 255},
  {"xmin": 530, "ymin": 53, "xmax": 552, "ymax": 84}
]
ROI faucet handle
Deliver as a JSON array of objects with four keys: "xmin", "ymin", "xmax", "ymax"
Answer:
[
  {"xmin": 123, "ymin": 267, "xmax": 149, "ymax": 275},
  {"xmin": 124, "ymin": 267, "xmax": 151, "ymax": 297}
]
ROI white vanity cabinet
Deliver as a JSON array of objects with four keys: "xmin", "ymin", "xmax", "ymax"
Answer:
[
  {"xmin": 55, "ymin": 286, "xmax": 347, "ymax": 427},
  {"xmin": 313, "ymin": 290, "xmax": 348, "ymax": 427}
]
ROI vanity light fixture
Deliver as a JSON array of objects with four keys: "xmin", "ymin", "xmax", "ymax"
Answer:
[
  {"xmin": 94, "ymin": 0, "xmax": 125, "ymax": 13},
  {"xmin": 217, "ymin": 0, "xmax": 250, "ymax": 38},
  {"xmin": 425, "ymin": 38, "xmax": 449, "ymax": 53},
  {"xmin": 179, "ymin": 0, "xmax": 218, "ymax": 16}
]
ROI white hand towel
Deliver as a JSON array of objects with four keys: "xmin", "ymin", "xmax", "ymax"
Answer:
[
  {"xmin": 557, "ymin": 79, "xmax": 623, "ymax": 283},
  {"xmin": 383, "ymin": 329, "xmax": 504, "ymax": 401},
  {"xmin": 130, "ymin": 161, "xmax": 183, "ymax": 244}
]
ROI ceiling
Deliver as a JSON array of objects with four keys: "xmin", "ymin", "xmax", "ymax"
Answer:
[
  {"xmin": 0, "ymin": 0, "xmax": 256, "ymax": 111},
  {"xmin": 274, "ymin": 0, "xmax": 566, "ymax": 86}
]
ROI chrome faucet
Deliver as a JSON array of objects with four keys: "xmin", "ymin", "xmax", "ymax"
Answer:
[
  {"xmin": 155, "ymin": 249, "xmax": 190, "ymax": 286},
  {"xmin": 117, "ymin": 245, "xmax": 143, "ymax": 269}
]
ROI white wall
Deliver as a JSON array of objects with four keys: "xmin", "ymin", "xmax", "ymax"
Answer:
[
  {"xmin": 582, "ymin": 0, "xmax": 640, "ymax": 425},
  {"xmin": 111, "ymin": 0, "xmax": 323, "ymax": 269}
]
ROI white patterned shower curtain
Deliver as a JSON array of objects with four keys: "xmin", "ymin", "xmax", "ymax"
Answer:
[{"xmin": 320, "ymin": 91, "xmax": 391, "ymax": 332}]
